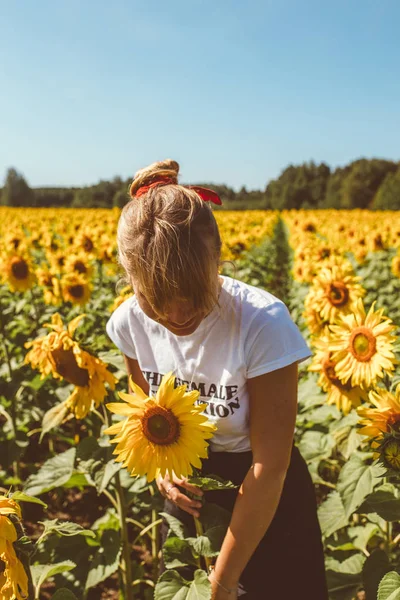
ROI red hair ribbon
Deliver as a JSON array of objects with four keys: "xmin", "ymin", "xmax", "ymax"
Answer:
[{"xmin": 134, "ymin": 177, "xmax": 222, "ymax": 205}]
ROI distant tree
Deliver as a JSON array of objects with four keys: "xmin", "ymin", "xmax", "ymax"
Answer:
[
  {"xmin": 372, "ymin": 168, "xmax": 400, "ymax": 210},
  {"xmin": 113, "ymin": 188, "xmax": 130, "ymax": 208},
  {"xmin": 341, "ymin": 159, "xmax": 397, "ymax": 209},
  {"xmin": 323, "ymin": 166, "xmax": 351, "ymax": 208},
  {"xmin": 265, "ymin": 162, "xmax": 330, "ymax": 210},
  {"xmin": 1, "ymin": 167, "xmax": 35, "ymax": 206}
]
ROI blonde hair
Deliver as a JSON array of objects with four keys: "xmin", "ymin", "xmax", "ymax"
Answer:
[{"xmin": 117, "ymin": 159, "xmax": 235, "ymax": 320}]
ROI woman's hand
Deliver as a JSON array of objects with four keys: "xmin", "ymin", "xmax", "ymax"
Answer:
[
  {"xmin": 156, "ymin": 473, "xmax": 203, "ymax": 517},
  {"xmin": 208, "ymin": 572, "xmax": 238, "ymax": 600}
]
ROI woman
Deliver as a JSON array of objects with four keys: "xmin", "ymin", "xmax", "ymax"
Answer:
[{"xmin": 106, "ymin": 159, "xmax": 329, "ymax": 599}]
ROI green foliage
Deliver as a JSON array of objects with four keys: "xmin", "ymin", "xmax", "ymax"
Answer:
[
  {"xmin": 378, "ymin": 572, "xmax": 400, "ymax": 600},
  {"xmin": 373, "ymin": 167, "xmax": 400, "ymax": 210},
  {"xmin": 5, "ymin": 157, "xmax": 400, "ymax": 209},
  {"xmin": 31, "ymin": 560, "xmax": 76, "ymax": 598},
  {"xmin": 265, "ymin": 161, "xmax": 330, "ymax": 209},
  {"xmin": 1, "ymin": 167, "xmax": 35, "ymax": 206},
  {"xmin": 155, "ymin": 569, "xmax": 211, "ymax": 600}
]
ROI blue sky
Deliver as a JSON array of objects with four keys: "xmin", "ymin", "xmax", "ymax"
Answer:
[{"xmin": 1, "ymin": 0, "xmax": 399, "ymax": 190}]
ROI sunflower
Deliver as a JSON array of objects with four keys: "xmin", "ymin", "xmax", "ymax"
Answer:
[
  {"xmin": 24, "ymin": 313, "xmax": 117, "ymax": 419},
  {"xmin": 356, "ymin": 387, "xmax": 400, "ymax": 441},
  {"xmin": 61, "ymin": 273, "xmax": 91, "ymax": 306},
  {"xmin": 0, "ymin": 253, "xmax": 36, "ymax": 292},
  {"xmin": 76, "ymin": 229, "xmax": 97, "ymax": 257},
  {"xmin": 36, "ymin": 267, "xmax": 62, "ymax": 306},
  {"xmin": 104, "ymin": 371, "xmax": 216, "ymax": 482},
  {"xmin": 64, "ymin": 253, "xmax": 94, "ymax": 279},
  {"xmin": 326, "ymin": 298, "xmax": 398, "ymax": 389},
  {"xmin": 304, "ymin": 262, "xmax": 366, "ymax": 324},
  {"xmin": 109, "ymin": 286, "xmax": 134, "ymax": 313},
  {"xmin": 0, "ymin": 496, "xmax": 29, "ymax": 600},
  {"xmin": 302, "ymin": 305, "xmax": 331, "ymax": 338},
  {"xmin": 308, "ymin": 346, "xmax": 368, "ymax": 414}
]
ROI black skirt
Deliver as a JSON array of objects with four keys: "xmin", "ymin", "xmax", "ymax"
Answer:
[{"xmin": 159, "ymin": 443, "xmax": 329, "ymax": 599}]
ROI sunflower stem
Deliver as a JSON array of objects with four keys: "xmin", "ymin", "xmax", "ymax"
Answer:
[
  {"xmin": 29, "ymin": 287, "xmax": 40, "ymax": 326},
  {"xmin": 115, "ymin": 470, "xmax": 134, "ymax": 600},
  {"xmin": 194, "ymin": 516, "xmax": 212, "ymax": 571},
  {"xmin": 148, "ymin": 485, "xmax": 161, "ymax": 581},
  {"xmin": 0, "ymin": 312, "xmax": 21, "ymax": 482}
]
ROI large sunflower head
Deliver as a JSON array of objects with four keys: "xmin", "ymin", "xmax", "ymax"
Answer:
[
  {"xmin": 305, "ymin": 262, "xmax": 366, "ymax": 324},
  {"xmin": 0, "ymin": 253, "xmax": 36, "ymax": 292},
  {"xmin": 326, "ymin": 298, "xmax": 399, "ymax": 389},
  {"xmin": 24, "ymin": 313, "xmax": 117, "ymax": 419},
  {"xmin": 61, "ymin": 273, "xmax": 91, "ymax": 306},
  {"xmin": 104, "ymin": 371, "xmax": 216, "ymax": 482},
  {"xmin": 308, "ymin": 346, "xmax": 369, "ymax": 414}
]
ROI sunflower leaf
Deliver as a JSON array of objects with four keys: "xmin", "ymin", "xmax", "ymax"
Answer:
[
  {"xmin": 36, "ymin": 519, "xmax": 96, "ymax": 546},
  {"xmin": 40, "ymin": 400, "xmax": 70, "ymax": 442},
  {"xmin": 378, "ymin": 571, "xmax": 400, "ymax": 600},
  {"xmin": 337, "ymin": 454, "xmax": 386, "ymax": 518},
  {"xmin": 318, "ymin": 491, "xmax": 348, "ymax": 538},
  {"xmin": 187, "ymin": 525, "xmax": 226, "ymax": 557},
  {"xmin": 163, "ymin": 536, "xmax": 200, "ymax": 569},
  {"xmin": 11, "ymin": 491, "xmax": 48, "ymax": 508},
  {"xmin": 85, "ymin": 528, "xmax": 121, "ymax": 589},
  {"xmin": 159, "ymin": 512, "xmax": 191, "ymax": 540},
  {"xmin": 155, "ymin": 569, "xmax": 211, "ymax": 600},
  {"xmin": 357, "ymin": 483, "xmax": 400, "ymax": 521},
  {"xmin": 31, "ymin": 561, "xmax": 76, "ymax": 597},
  {"xmin": 23, "ymin": 448, "xmax": 77, "ymax": 496},
  {"xmin": 186, "ymin": 474, "xmax": 237, "ymax": 491}
]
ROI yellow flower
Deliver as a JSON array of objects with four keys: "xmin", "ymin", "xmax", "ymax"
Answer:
[
  {"xmin": 356, "ymin": 387, "xmax": 400, "ymax": 441},
  {"xmin": 326, "ymin": 298, "xmax": 398, "ymax": 389},
  {"xmin": 0, "ymin": 254, "xmax": 35, "ymax": 292},
  {"xmin": 304, "ymin": 262, "xmax": 366, "ymax": 324},
  {"xmin": 0, "ymin": 496, "xmax": 29, "ymax": 600},
  {"xmin": 109, "ymin": 286, "xmax": 134, "ymax": 313},
  {"xmin": 64, "ymin": 253, "xmax": 94, "ymax": 280},
  {"xmin": 104, "ymin": 372, "xmax": 216, "ymax": 482},
  {"xmin": 308, "ymin": 347, "xmax": 368, "ymax": 414},
  {"xmin": 36, "ymin": 268, "xmax": 62, "ymax": 306},
  {"xmin": 24, "ymin": 313, "xmax": 117, "ymax": 419},
  {"xmin": 61, "ymin": 273, "xmax": 91, "ymax": 306}
]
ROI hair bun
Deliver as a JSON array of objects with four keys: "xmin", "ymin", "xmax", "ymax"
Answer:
[{"xmin": 130, "ymin": 159, "xmax": 179, "ymax": 198}]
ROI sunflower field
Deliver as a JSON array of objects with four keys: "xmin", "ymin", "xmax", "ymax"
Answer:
[{"xmin": 2, "ymin": 206, "xmax": 400, "ymax": 600}]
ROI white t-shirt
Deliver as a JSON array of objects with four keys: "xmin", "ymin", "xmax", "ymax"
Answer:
[{"xmin": 106, "ymin": 275, "xmax": 312, "ymax": 452}]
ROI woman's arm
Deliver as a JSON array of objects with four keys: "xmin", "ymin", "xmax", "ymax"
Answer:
[{"xmin": 210, "ymin": 362, "xmax": 299, "ymax": 595}]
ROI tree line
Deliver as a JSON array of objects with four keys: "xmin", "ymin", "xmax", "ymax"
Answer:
[{"xmin": 1, "ymin": 158, "xmax": 400, "ymax": 210}]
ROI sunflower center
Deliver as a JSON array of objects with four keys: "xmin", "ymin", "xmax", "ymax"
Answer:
[
  {"xmin": 11, "ymin": 258, "xmax": 29, "ymax": 280},
  {"xmin": 68, "ymin": 284, "xmax": 84, "ymax": 298},
  {"xmin": 141, "ymin": 405, "xmax": 180, "ymax": 445},
  {"xmin": 326, "ymin": 281, "xmax": 349, "ymax": 307},
  {"xmin": 82, "ymin": 237, "xmax": 94, "ymax": 252},
  {"xmin": 349, "ymin": 327, "xmax": 376, "ymax": 362},
  {"xmin": 50, "ymin": 348, "xmax": 89, "ymax": 387},
  {"xmin": 73, "ymin": 261, "xmax": 87, "ymax": 274},
  {"xmin": 388, "ymin": 416, "xmax": 400, "ymax": 434},
  {"xmin": 43, "ymin": 275, "xmax": 53, "ymax": 287},
  {"xmin": 382, "ymin": 438, "xmax": 400, "ymax": 470}
]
